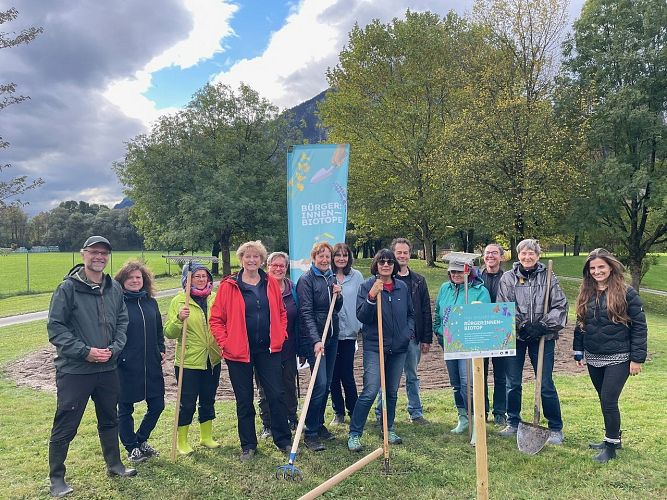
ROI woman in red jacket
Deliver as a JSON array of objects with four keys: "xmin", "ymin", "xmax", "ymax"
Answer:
[{"xmin": 209, "ymin": 240, "xmax": 291, "ymax": 462}]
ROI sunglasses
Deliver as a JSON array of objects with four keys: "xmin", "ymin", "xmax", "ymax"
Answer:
[{"xmin": 378, "ymin": 259, "xmax": 395, "ymax": 266}]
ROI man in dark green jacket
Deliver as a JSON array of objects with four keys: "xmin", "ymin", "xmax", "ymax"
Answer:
[{"xmin": 47, "ymin": 236, "xmax": 135, "ymax": 498}]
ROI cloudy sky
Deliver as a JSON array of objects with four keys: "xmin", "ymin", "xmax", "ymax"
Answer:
[{"xmin": 2, "ymin": 0, "xmax": 584, "ymax": 215}]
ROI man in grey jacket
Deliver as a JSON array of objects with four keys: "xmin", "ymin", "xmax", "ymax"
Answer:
[{"xmin": 47, "ymin": 236, "xmax": 134, "ymax": 498}]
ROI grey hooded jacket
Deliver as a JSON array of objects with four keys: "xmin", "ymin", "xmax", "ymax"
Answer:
[{"xmin": 496, "ymin": 261, "xmax": 568, "ymax": 340}]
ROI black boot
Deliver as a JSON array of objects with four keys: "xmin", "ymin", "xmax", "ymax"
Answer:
[
  {"xmin": 49, "ymin": 441, "xmax": 74, "ymax": 497},
  {"xmin": 99, "ymin": 429, "xmax": 137, "ymax": 477},
  {"xmin": 593, "ymin": 441, "xmax": 617, "ymax": 463},
  {"xmin": 590, "ymin": 431, "xmax": 622, "ymax": 450}
]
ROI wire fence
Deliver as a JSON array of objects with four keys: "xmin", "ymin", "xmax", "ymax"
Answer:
[{"xmin": 0, "ymin": 250, "xmax": 191, "ymax": 297}]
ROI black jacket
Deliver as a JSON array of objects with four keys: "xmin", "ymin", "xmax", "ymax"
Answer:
[
  {"xmin": 573, "ymin": 286, "xmax": 647, "ymax": 363},
  {"xmin": 397, "ymin": 269, "xmax": 433, "ymax": 344},
  {"xmin": 356, "ymin": 277, "xmax": 415, "ymax": 354},
  {"xmin": 47, "ymin": 265, "xmax": 128, "ymax": 374},
  {"xmin": 118, "ymin": 294, "xmax": 166, "ymax": 403},
  {"xmin": 296, "ymin": 266, "xmax": 343, "ymax": 353},
  {"xmin": 481, "ymin": 269, "xmax": 504, "ymax": 303}
]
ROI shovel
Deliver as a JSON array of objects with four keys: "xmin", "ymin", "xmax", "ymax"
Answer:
[{"xmin": 517, "ymin": 260, "xmax": 553, "ymax": 455}]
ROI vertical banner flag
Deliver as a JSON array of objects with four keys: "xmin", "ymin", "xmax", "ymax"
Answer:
[{"xmin": 287, "ymin": 144, "xmax": 350, "ymax": 283}]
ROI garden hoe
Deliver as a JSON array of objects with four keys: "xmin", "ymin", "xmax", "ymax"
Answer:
[
  {"xmin": 517, "ymin": 260, "xmax": 553, "ymax": 455},
  {"xmin": 276, "ymin": 292, "xmax": 339, "ymax": 481}
]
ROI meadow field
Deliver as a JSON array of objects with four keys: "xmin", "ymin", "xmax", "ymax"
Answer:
[{"xmin": 0, "ymin": 258, "xmax": 665, "ymax": 499}]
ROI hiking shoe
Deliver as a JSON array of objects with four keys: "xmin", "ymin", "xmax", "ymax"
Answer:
[
  {"xmin": 304, "ymin": 435, "xmax": 325, "ymax": 452},
  {"xmin": 139, "ymin": 441, "xmax": 159, "ymax": 457},
  {"xmin": 278, "ymin": 444, "xmax": 295, "ymax": 454},
  {"xmin": 499, "ymin": 425, "xmax": 518, "ymax": 437},
  {"xmin": 493, "ymin": 415, "xmax": 507, "ymax": 426},
  {"xmin": 330, "ymin": 414, "xmax": 345, "ymax": 426},
  {"xmin": 259, "ymin": 426, "xmax": 272, "ymax": 439},
  {"xmin": 127, "ymin": 447, "xmax": 148, "ymax": 464},
  {"xmin": 318, "ymin": 426, "xmax": 335, "ymax": 441},
  {"xmin": 240, "ymin": 449, "xmax": 256, "ymax": 462},
  {"xmin": 547, "ymin": 430, "xmax": 564, "ymax": 445},
  {"xmin": 387, "ymin": 431, "xmax": 403, "ymax": 445},
  {"xmin": 347, "ymin": 435, "xmax": 363, "ymax": 452},
  {"xmin": 410, "ymin": 416, "xmax": 429, "ymax": 425}
]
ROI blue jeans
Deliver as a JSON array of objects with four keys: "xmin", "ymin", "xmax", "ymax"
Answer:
[
  {"xmin": 305, "ymin": 338, "xmax": 338, "ymax": 437},
  {"xmin": 506, "ymin": 338, "xmax": 563, "ymax": 431},
  {"xmin": 350, "ymin": 350, "xmax": 407, "ymax": 437},
  {"xmin": 375, "ymin": 339, "xmax": 423, "ymax": 420},
  {"xmin": 445, "ymin": 359, "xmax": 471, "ymax": 412}
]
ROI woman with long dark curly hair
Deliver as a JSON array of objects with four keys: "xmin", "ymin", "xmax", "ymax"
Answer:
[{"xmin": 573, "ymin": 248, "xmax": 648, "ymax": 463}]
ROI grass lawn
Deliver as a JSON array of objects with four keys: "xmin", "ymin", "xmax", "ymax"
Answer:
[
  {"xmin": 0, "ymin": 267, "xmax": 665, "ymax": 498},
  {"xmin": 0, "ymin": 251, "xmax": 242, "ymax": 298}
]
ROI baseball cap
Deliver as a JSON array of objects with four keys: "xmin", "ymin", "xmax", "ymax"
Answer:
[
  {"xmin": 82, "ymin": 236, "xmax": 112, "ymax": 251},
  {"xmin": 447, "ymin": 258, "xmax": 467, "ymax": 272}
]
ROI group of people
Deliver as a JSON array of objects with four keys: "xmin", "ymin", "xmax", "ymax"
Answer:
[{"xmin": 46, "ymin": 235, "xmax": 648, "ymax": 497}]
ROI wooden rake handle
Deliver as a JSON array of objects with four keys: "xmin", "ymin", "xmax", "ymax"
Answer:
[{"xmin": 376, "ymin": 292, "xmax": 390, "ymax": 466}]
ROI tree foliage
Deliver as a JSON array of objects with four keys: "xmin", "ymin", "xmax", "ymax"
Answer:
[
  {"xmin": 319, "ymin": 11, "xmax": 472, "ymax": 265},
  {"xmin": 559, "ymin": 0, "xmax": 667, "ymax": 289},
  {"xmin": 114, "ymin": 83, "xmax": 297, "ymax": 275},
  {"xmin": 0, "ymin": 8, "xmax": 44, "ymax": 209}
]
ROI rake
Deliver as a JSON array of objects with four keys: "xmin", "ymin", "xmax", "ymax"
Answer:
[{"xmin": 276, "ymin": 292, "xmax": 339, "ymax": 481}]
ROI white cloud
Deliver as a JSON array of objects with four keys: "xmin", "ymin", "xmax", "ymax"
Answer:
[
  {"xmin": 104, "ymin": 0, "xmax": 238, "ymax": 125},
  {"xmin": 211, "ymin": 0, "xmax": 476, "ymax": 109}
]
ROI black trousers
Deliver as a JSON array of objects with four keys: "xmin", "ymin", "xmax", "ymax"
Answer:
[
  {"xmin": 173, "ymin": 360, "xmax": 221, "ymax": 426},
  {"xmin": 330, "ymin": 339, "xmax": 358, "ymax": 417},
  {"xmin": 257, "ymin": 355, "xmax": 298, "ymax": 426},
  {"xmin": 50, "ymin": 370, "xmax": 120, "ymax": 445},
  {"xmin": 118, "ymin": 396, "xmax": 165, "ymax": 452},
  {"xmin": 227, "ymin": 351, "xmax": 291, "ymax": 451},
  {"xmin": 587, "ymin": 361, "xmax": 630, "ymax": 440}
]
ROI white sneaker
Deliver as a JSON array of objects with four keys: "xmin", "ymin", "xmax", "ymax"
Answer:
[{"xmin": 547, "ymin": 430, "xmax": 564, "ymax": 445}]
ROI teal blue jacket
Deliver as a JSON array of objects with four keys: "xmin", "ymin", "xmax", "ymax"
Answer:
[{"xmin": 433, "ymin": 278, "xmax": 490, "ymax": 347}]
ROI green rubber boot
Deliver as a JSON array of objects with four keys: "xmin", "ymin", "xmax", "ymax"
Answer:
[
  {"xmin": 451, "ymin": 408, "xmax": 469, "ymax": 435},
  {"xmin": 177, "ymin": 425, "xmax": 194, "ymax": 455},
  {"xmin": 470, "ymin": 419, "xmax": 477, "ymax": 446},
  {"xmin": 199, "ymin": 420, "xmax": 220, "ymax": 449}
]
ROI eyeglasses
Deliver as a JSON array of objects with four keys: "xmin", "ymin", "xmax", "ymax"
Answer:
[
  {"xmin": 269, "ymin": 263, "xmax": 286, "ymax": 269},
  {"xmin": 378, "ymin": 259, "xmax": 394, "ymax": 266},
  {"xmin": 84, "ymin": 250, "xmax": 110, "ymax": 257},
  {"xmin": 484, "ymin": 251, "xmax": 500, "ymax": 256}
]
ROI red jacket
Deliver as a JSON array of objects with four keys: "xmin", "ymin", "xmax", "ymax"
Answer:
[{"xmin": 209, "ymin": 270, "xmax": 287, "ymax": 362}]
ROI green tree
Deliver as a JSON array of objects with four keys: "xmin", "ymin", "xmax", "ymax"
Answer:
[
  {"xmin": 0, "ymin": 8, "xmax": 43, "ymax": 209},
  {"xmin": 444, "ymin": 0, "xmax": 579, "ymax": 256},
  {"xmin": 560, "ymin": 0, "xmax": 667, "ymax": 289},
  {"xmin": 319, "ymin": 11, "xmax": 472, "ymax": 265},
  {"xmin": 115, "ymin": 83, "xmax": 296, "ymax": 275}
]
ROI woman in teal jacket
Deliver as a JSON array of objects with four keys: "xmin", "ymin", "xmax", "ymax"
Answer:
[
  {"xmin": 164, "ymin": 263, "xmax": 222, "ymax": 454},
  {"xmin": 434, "ymin": 259, "xmax": 490, "ymax": 436}
]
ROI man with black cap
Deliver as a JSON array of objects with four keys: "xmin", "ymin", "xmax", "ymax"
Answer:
[{"xmin": 47, "ymin": 236, "xmax": 134, "ymax": 497}]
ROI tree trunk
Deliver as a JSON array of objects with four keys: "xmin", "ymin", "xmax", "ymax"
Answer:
[
  {"xmin": 432, "ymin": 240, "xmax": 437, "ymax": 263},
  {"xmin": 219, "ymin": 229, "xmax": 232, "ymax": 276},
  {"xmin": 211, "ymin": 240, "xmax": 221, "ymax": 275},
  {"xmin": 562, "ymin": 244, "xmax": 567, "ymax": 257},
  {"xmin": 573, "ymin": 234, "xmax": 581, "ymax": 256},
  {"xmin": 510, "ymin": 236, "xmax": 518, "ymax": 260},
  {"xmin": 629, "ymin": 259, "xmax": 642, "ymax": 293}
]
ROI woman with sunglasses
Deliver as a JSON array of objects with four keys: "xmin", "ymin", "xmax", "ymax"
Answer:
[
  {"xmin": 434, "ymin": 258, "xmax": 490, "ymax": 437},
  {"xmin": 573, "ymin": 248, "xmax": 647, "ymax": 463},
  {"xmin": 347, "ymin": 249, "xmax": 414, "ymax": 452},
  {"xmin": 329, "ymin": 242, "xmax": 364, "ymax": 426}
]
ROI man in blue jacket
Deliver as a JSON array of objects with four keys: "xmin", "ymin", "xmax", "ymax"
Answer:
[{"xmin": 47, "ymin": 236, "xmax": 135, "ymax": 497}]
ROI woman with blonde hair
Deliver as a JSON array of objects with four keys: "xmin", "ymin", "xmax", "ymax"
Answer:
[
  {"xmin": 573, "ymin": 248, "xmax": 647, "ymax": 463},
  {"xmin": 114, "ymin": 261, "xmax": 165, "ymax": 462},
  {"xmin": 209, "ymin": 241, "xmax": 292, "ymax": 461}
]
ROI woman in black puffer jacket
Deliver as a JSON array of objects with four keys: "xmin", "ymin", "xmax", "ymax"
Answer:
[
  {"xmin": 573, "ymin": 248, "xmax": 648, "ymax": 464},
  {"xmin": 114, "ymin": 261, "xmax": 165, "ymax": 463}
]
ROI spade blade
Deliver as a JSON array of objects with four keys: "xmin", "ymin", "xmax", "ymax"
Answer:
[{"xmin": 517, "ymin": 421, "xmax": 551, "ymax": 455}]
